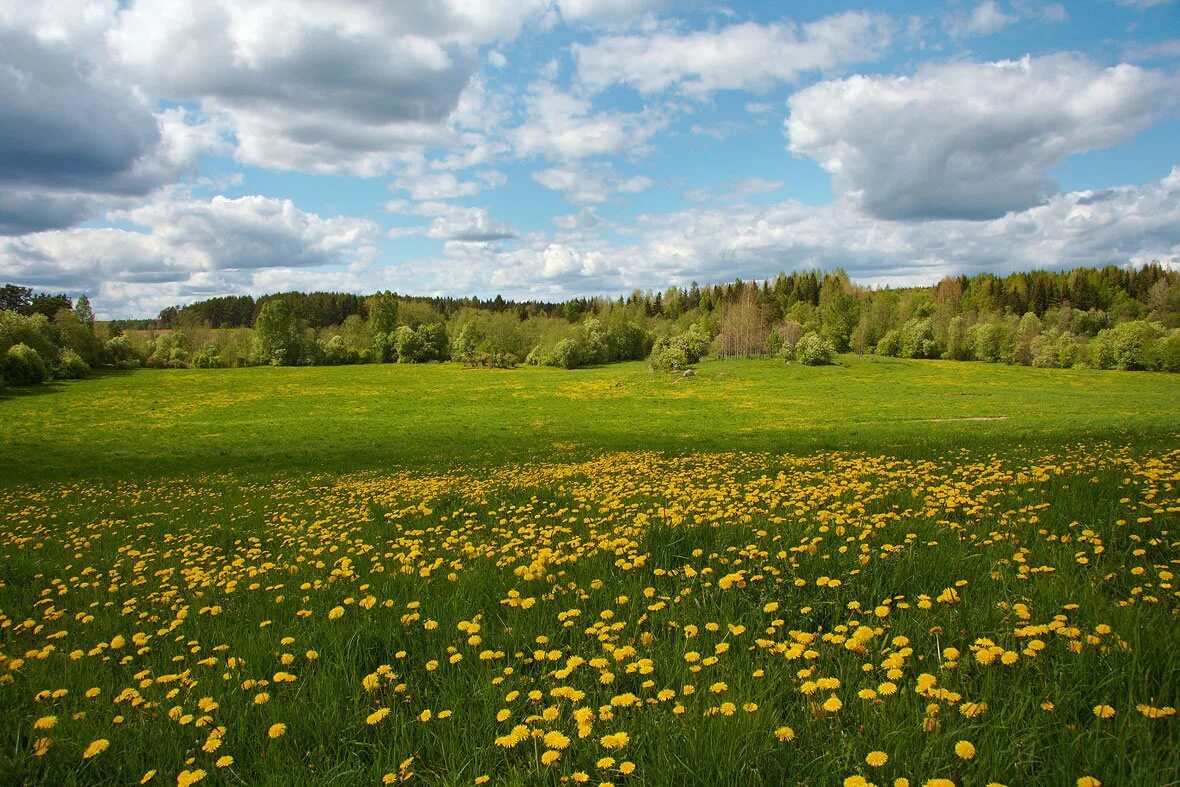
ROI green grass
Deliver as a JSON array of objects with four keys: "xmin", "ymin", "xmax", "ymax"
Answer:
[
  {"xmin": 0, "ymin": 357, "xmax": 1177, "ymax": 786},
  {"xmin": 2, "ymin": 355, "xmax": 1178, "ymax": 485}
]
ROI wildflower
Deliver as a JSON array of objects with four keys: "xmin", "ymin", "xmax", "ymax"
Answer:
[
  {"xmin": 1093, "ymin": 705, "xmax": 1115, "ymax": 719},
  {"xmin": 268, "ymin": 723, "xmax": 286, "ymax": 739},
  {"xmin": 82, "ymin": 739, "xmax": 109, "ymax": 759},
  {"xmin": 866, "ymin": 751, "xmax": 888, "ymax": 767},
  {"xmin": 775, "ymin": 726, "xmax": 796, "ymax": 742},
  {"xmin": 177, "ymin": 771, "xmax": 206, "ymax": 787},
  {"xmin": 600, "ymin": 732, "xmax": 629, "ymax": 749},
  {"xmin": 954, "ymin": 740, "xmax": 976, "ymax": 760},
  {"xmin": 367, "ymin": 707, "xmax": 391, "ymax": 725}
]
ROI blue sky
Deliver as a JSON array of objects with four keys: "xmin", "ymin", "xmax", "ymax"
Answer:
[{"xmin": 0, "ymin": 0, "xmax": 1177, "ymax": 317}]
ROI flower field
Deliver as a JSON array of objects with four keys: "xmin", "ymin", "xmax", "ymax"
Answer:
[{"xmin": 2, "ymin": 442, "xmax": 1177, "ymax": 785}]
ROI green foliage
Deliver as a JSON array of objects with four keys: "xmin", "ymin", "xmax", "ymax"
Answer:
[
  {"xmin": 253, "ymin": 300, "xmax": 306, "ymax": 366},
  {"xmin": 53, "ymin": 347, "xmax": 89, "ymax": 379},
  {"xmin": 1092, "ymin": 321, "xmax": 1168, "ymax": 371},
  {"xmin": 898, "ymin": 318, "xmax": 941, "ymax": 359},
  {"xmin": 367, "ymin": 292, "xmax": 399, "ymax": 335},
  {"xmin": 649, "ymin": 323, "xmax": 711, "ymax": 372},
  {"xmin": 2, "ymin": 343, "xmax": 48, "ymax": 386},
  {"xmin": 788, "ymin": 332, "xmax": 836, "ymax": 365}
]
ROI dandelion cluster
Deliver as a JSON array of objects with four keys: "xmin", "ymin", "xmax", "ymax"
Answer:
[{"xmin": 0, "ymin": 444, "xmax": 1176, "ymax": 784}]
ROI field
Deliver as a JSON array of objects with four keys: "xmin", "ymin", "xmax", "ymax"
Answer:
[{"xmin": 1, "ymin": 357, "xmax": 1178, "ymax": 786}]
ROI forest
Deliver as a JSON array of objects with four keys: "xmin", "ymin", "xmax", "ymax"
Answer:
[{"xmin": 2, "ymin": 263, "xmax": 1179, "ymax": 389}]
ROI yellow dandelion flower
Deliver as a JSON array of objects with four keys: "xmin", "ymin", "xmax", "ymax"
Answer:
[
  {"xmin": 82, "ymin": 739, "xmax": 109, "ymax": 759},
  {"xmin": 268, "ymin": 723, "xmax": 286, "ymax": 739},
  {"xmin": 954, "ymin": 740, "xmax": 976, "ymax": 760},
  {"xmin": 866, "ymin": 751, "xmax": 888, "ymax": 767}
]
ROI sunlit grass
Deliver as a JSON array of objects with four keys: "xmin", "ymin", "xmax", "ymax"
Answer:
[{"xmin": 0, "ymin": 359, "xmax": 1177, "ymax": 785}]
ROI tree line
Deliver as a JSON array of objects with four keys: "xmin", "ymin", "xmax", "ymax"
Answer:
[{"xmin": 2, "ymin": 263, "xmax": 1178, "ymax": 389}]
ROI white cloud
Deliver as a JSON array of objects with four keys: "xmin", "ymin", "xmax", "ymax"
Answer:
[
  {"xmin": 573, "ymin": 11, "xmax": 894, "ymax": 96},
  {"xmin": 952, "ymin": 1, "xmax": 1018, "ymax": 36},
  {"xmin": 0, "ymin": 26, "xmax": 222, "ymax": 233},
  {"xmin": 785, "ymin": 54, "xmax": 1179, "ymax": 220},
  {"xmin": 388, "ymin": 169, "xmax": 1180, "ymax": 300},
  {"xmin": 392, "ymin": 169, "xmax": 506, "ymax": 201},
  {"xmin": 0, "ymin": 192, "xmax": 378, "ymax": 313},
  {"xmin": 512, "ymin": 82, "xmax": 668, "ymax": 161},
  {"xmin": 683, "ymin": 177, "xmax": 784, "ymax": 203},
  {"xmin": 533, "ymin": 164, "xmax": 653, "ymax": 204},
  {"xmin": 106, "ymin": 0, "xmax": 549, "ymax": 175},
  {"xmin": 557, "ymin": 0, "xmax": 666, "ymax": 23},
  {"xmin": 423, "ymin": 207, "xmax": 517, "ymax": 242}
]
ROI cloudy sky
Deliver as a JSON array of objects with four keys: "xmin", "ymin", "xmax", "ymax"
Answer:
[{"xmin": 1, "ymin": 0, "xmax": 1178, "ymax": 318}]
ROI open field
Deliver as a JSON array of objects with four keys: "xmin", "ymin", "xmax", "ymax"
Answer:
[
  {"xmin": 1, "ymin": 358, "xmax": 1178, "ymax": 786},
  {"xmin": 2, "ymin": 355, "xmax": 1179, "ymax": 484}
]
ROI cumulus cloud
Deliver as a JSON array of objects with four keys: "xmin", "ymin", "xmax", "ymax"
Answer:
[
  {"xmin": 107, "ymin": 0, "xmax": 548, "ymax": 175},
  {"xmin": 423, "ymin": 207, "xmax": 517, "ymax": 242},
  {"xmin": 512, "ymin": 82, "xmax": 668, "ymax": 161},
  {"xmin": 395, "ymin": 168, "xmax": 1180, "ymax": 300},
  {"xmin": 392, "ymin": 169, "xmax": 506, "ymax": 201},
  {"xmin": 0, "ymin": 28, "xmax": 219, "ymax": 233},
  {"xmin": 532, "ymin": 164, "xmax": 653, "ymax": 204},
  {"xmin": 0, "ymin": 192, "xmax": 378, "ymax": 313},
  {"xmin": 573, "ymin": 11, "xmax": 893, "ymax": 96},
  {"xmin": 785, "ymin": 55, "xmax": 1179, "ymax": 221}
]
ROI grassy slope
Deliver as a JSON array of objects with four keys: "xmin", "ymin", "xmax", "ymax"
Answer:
[{"xmin": 2, "ymin": 355, "xmax": 1178, "ymax": 485}]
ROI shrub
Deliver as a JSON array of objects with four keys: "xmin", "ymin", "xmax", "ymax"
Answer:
[
  {"xmin": 53, "ymin": 348, "xmax": 90, "ymax": 379},
  {"xmin": 791, "ymin": 333, "xmax": 836, "ymax": 366},
  {"xmin": 1154, "ymin": 330, "xmax": 1180, "ymax": 373},
  {"xmin": 1092, "ymin": 321, "xmax": 1165, "ymax": 370},
  {"xmin": 648, "ymin": 324, "xmax": 710, "ymax": 372},
  {"xmin": 969, "ymin": 322, "xmax": 1003, "ymax": 363},
  {"xmin": 318, "ymin": 335, "xmax": 357, "ymax": 366},
  {"xmin": 393, "ymin": 325, "xmax": 424, "ymax": 363},
  {"xmin": 105, "ymin": 336, "xmax": 140, "ymax": 367},
  {"xmin": 899, "ymin": 318, "xmax": 940, "ymax": 359},
  {"xmin": 2, "ymin": 343, "xmax": 48, "ymax": 386},
  {"xmin": 875, "ymin": 329, "xmax": 901, "ymax": 357}
]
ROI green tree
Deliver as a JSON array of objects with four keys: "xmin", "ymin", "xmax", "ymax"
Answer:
[
  {"xmin": 253, "ymin": 300, "xmax": 305, "ymax": 366},
  {"xmin": 367, "ymin": 292, "xmax": 399, "ymax": 335}
]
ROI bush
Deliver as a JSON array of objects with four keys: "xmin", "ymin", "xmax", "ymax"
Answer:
[
  {"xmin": 53, "ymin": 348, "xmax": 90, "ymax": 379},
  {"xmin": 968, "ymin": 322, "xmax": 1003, "ymax": 363},
  {"xmin": 1092, "ymin": 321, "xmax": 1165, "ymax": 370},
  {"xmin": 899, "ymin": 318, "xmax": 940, "ymax": 359},
  {"xmin": 2, "ymin": 343, "xmax": 48, "ymax": 386},
  {"xmin": 648, "ymin": 324, "xmax": 710, "ymax": 372},
  {"xmin": 875, "ymin": 329, "xmax": 901, "ymax": 357},
  {"xmin": 318, "ymin": 335, "xmax": 357, "ymax": 366},
  {"xmin": 1150, "ymin": 329, "xmax": 1180, "ymax": 372},
  {"xmin": 791, "ymin": 333, "xmax": 836, "ymax": 366},
  {"xmin": 394, "ymin": 325, "xmax": 424, "ymax": 363}
]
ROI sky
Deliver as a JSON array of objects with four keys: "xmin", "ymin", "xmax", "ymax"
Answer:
[{"xmin": 0, "ymin": 0, "xmax": 1178, "ymax": 318}]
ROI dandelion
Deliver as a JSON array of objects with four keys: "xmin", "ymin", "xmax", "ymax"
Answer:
[
  {"xmin": 268, "ymin": 723, "xmax": 286, "ymax": 739},
  {"xmin": 775, "ymin": 726, "xmax": 796, "ymax": 742},
  {"xmin": 82, "ymin": 738, "xmax": 109, "ymax": 759},
  {"xmin": 1092, "ymin": 705, "xmax": 1115, "ymax": 719},
  {"xmin": 367, "ymin": 707, "xmax": 391, "ymax": 725},
  {"xmin": 866, "ymin": 751, "xmax": 888, "ymax": 767},
  {"xmin": 954, "ymin": 740, "xmax": 976, "ymax": 760}
]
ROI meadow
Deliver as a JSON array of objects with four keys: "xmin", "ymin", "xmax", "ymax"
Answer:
[{"xmin": 1, "ymin": 356, "xmax": 1178, "ymax": 786}]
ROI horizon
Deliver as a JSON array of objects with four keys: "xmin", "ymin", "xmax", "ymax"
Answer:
[{"xmin": 1, "ymin": 0, "xmax": 1178, "ymax": 319}]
